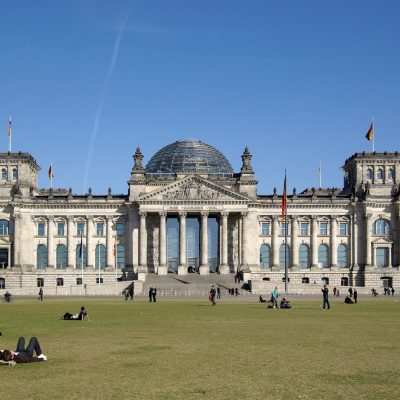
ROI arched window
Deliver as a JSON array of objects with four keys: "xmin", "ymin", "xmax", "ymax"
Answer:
[
  {"xmin": 37, "ymin": 278, "xmax": 44, "ymax": 287},
  {"xmin": 0, "ymin": 220, "xmax": 9, "ymax": 235},
  {"xmin": 337, "ymin": 244, "xmax": 348, "ymax": 268},
  {"xmin": 56, "ymin": 244, "xmax": 67, "ymax": 269},
  {"xmin": 279, "ymin": 244, "xmax": 291, "ymax": 269},
  {"xmin": 373, "ymin": 219, "xmax": 390, "ymax": 236},
  {"xmin": 76, "ymin": 244, "xmax": 87, "ymax": 268},
  {"xmin": 37, "ymin": 244, "xmax": 48, "ymax": 269},
  {"xmin": 299, "ymin": 244, "xmax": 310, "ymax": 268},
  {"xmin": 0, "ymin": 277, "xmax": 5, "ymax": 289},
  {"xmin": 1, "ymin": 169, "xmax": 7, "ymax": 180},
  {"xmin": 377, "ymin": 168, "xmax": 383, "ymax": 180},
  {"xmin": 116, "ymin": 244, "xmax": 125, "ymax": 269},
  {"xmin": 260, "ymin": 244, "xmax": 270, "ymax": 269},
  {"xmin": 366, "ymin": 168, "xmax": 373, "ymax": 180},
  {"xmin": 95, "ymin": 244, "xmax": 106, "ymax": 269},
  {"xmin": 341, "ymin": 277, "xmax": 349, "ymax": 286},
  {"xmin": 12, "ymin": 168, "xmax": 18, "ymax": 180},
  {"xmin": 388, "ymin": 169, "xmax": 394, "ymax": 181},
  {"xmin": 318, "ymin": 244, "xmax": 329, "ymax": 268}
]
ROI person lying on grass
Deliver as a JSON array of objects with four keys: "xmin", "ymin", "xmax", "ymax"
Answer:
[
  {"xmin": 0, "ymin": 336, "xmax": 47, "ymax": 365},
  {"xmin": 62, "ymin": 306, "xmax": 88, "ymax": 320}
]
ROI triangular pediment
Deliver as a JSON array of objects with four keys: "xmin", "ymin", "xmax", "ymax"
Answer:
[
  {"xmin": 0, "ymin": 236, "xmax": 11, "ymax": 245},
  {"xmin": 372, "ymin": 237, "xmax": 392, "ymax": 245},
  {"xmin": 137, "ymin": 175, "xmax": 250, "ymax": 202}
]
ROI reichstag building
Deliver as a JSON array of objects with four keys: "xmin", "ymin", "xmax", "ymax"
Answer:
[{"xmin": 0, "ymin": 140, "xmax": 399, "ymax": 295}]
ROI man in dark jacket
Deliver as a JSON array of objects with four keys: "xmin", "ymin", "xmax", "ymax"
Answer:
[
  {"xmin": 353, "ymin": 288, "xmax": 358, "ymax": 303},
  {"xmin": 0, "ymin": 337, "xmax": 47, "ymax": 363},
  {"xmin": 322, "ymin": 285, "xmax": 330, "ymax": 309}
]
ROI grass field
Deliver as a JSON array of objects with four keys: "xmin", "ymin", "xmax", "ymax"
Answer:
[{"xmin": 1, "ymin": 296, "xmax": 399, "ymax": 400}]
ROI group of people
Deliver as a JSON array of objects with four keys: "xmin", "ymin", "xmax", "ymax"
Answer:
[
  {"xmin": 258, "ymin": 286, "xmax": 292, "ymax": 309},
  {"xmin": 228, "ymin": 287, "xmax": 239, "ymax": 296},
  {"xmin": 332, "ymin": 287, "xmax": 340, "ymax": 297},
  {"xmin": 383, "ymin": 286, "xmax": 395, "ymax": 296},
  {"xmin": 148, "ymin": 287, "xmax": 157, "ymax": 302}
]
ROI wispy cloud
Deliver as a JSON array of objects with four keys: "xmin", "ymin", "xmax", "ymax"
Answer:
[{"xmin": 83, "ymin": 7, "xmax": 132, "ymax": 193}]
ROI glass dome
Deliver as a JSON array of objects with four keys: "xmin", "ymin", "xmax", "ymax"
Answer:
[{"xmin": 145, "ymin": 140, "xmax": 233, "ymax": 176}]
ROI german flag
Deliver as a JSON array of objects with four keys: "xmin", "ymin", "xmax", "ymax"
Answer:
[
  {"xmin": 365, "ymin": 122, "xmax": 374, "ymax": 141},
  {"xmin": 8, "ymin": 117, "xmax": 12, "ymax": 137},
  {"xmin": 281, "ymin": 174, "xmax": 287, "ymax": 220},
  {"xmin": 48, "ymin": 164, "xmax": 54, "ymax": 179}
]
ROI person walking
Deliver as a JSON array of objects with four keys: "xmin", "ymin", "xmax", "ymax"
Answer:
[
  {"xmin": 271, "ymin": 286, "xmax": 279, "ymax": 309},
  {"xmin": 353, "ymin": 288, "xmax": 358, "ymax": 303},
  {"xmin": 348, "ymin": 287, "xmax": 353, "ymax": 298},
  {"xmin": 391, "ymin": 287, "xmax": 395, "ymax": 296},
  {"xmin": 148, "ymin": 287, "xmax": 153, "ymax": 302},
  {"xmin": 209, "ymin": 286, "xmax": 216, "ymax": 306},
  {"xmin": 321, "ymin": 284, "xmax": 330, "ymax": 310},
  {"xmin": 152, "ymin": 287, "xmax": 157, "ymax": 302},
  {"xmin": 216, "ymin": 286, "xmax": 221, "ymax": 299},
  {"xmin": 38, "ymin": 287, "xmax": 43, "ymax": 301}
]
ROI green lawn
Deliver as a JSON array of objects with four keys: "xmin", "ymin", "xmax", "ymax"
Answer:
[{"xmin": 1, "ymin": 297, "xmax": 399, "ymax": 400}]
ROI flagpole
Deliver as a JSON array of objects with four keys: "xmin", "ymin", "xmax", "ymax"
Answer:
[
  {"xmin": 98, "ymin": 240, "xmax": 101, "ymax": 290},
  {"xmin": 284, "ymin": 170, "xmax": 288, "ymax": 296},
  {"xmin": 372, "ymin": 117, "xmax": 375, "ymax": 152},
  {"xmin": 8, "ymin": 117, "xmax": 12, "ymax": 153},
  {"xmin": 50, "ymin": 161, "xmax": 53, "ymax": 189},
  {"xmin": 319, "ymin": 161, "xmax": 322, "ymax": 189}
]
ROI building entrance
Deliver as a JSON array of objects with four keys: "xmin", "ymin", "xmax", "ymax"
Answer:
[{"xmin": 0, "ymin": 248, "xmax": 8, "ymax": 269}]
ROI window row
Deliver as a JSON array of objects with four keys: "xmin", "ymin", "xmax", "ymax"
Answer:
[
  {"xmin": 366, "ymin": 167, "xmax": 394, "ymax": 181},
  {"xmin": 259, "ymin": 243, "xmax": 349, "ymax": 269},
  {"xmin": 260, "ymin": 222, "xmax": 348, "ymax": 236},
  {"xmin": 36, "ymin": 244, "xmax": 125, "ymax": 269},
  {"xmin": 1, "ymin": 168, "xmax": 18, "ymax": 181},
  {"xmin": 36, "ymin": 277, "xmax": 104, "ymax": 287},
  {"xmin": 36, "ymin": 222, "xmax": 125, "ymax": 237}
]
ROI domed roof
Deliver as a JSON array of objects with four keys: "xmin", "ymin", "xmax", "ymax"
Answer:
[{"xmin": 145, "ymin": 140, "xmax": 233, "ymax": 176}]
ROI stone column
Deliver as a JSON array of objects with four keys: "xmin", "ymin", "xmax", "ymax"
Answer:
[
  {"xmin": 397, "ymin": 213, "xmax": 400, "ymax": 268},
  {"xmin": 291, "ymin": 216, "xmax": 298, "ymax": 269},
  {"xmin": 178, "ymin": 212, "xmax": 187, "ymax": 275},
  {"xmin": 353, "ymin": 212, "xmax": 359, "ymax": 268},
  {"xmin": 67, "ymin": 216, "xmax": 74, "ymax": 268},
  {"xmin": 48, "ymin": 216, "xmax": 55, "ymax": 269},
  {"xmin": 330, "ymin": 216, "xmax": 337, "ymax": 269},
  {"xmin": 311, "ymin": 216, "xmax": 319, "ymax": 270},
  {"xmin": 138, "ymin": 211, "xmax": 147, "ymax": 274},
  {"xmin": 240, "ymin": 212, "xmax": 249, "ymax": 270},
  {"xmin": 365, "ymin": 213, "xmax": 372, "ymax": 269},
  {"xmin": 86, "ymin": 216, "xmax": 94, "ymax": 269},
  {"xmin": 199, "ymin": 211, "xmax": 209, "ymax": 275},
  {"xmin": 158, "ymin": 212, "xmax": 167, "ymax": 275},
  {"xmin": 12, "ymin": 214, "xmax": 21, "ymax": 267},
  {"xmin": 220, "ymin": 211, "xmax": 229, "ymax": 274},
  {"xmin": 106, "ymin": 216, "xmax": 114, "ymax": 269},
  {"xmin": 271, "ymin": 216, "xmax": 279, "ymax": 270}
]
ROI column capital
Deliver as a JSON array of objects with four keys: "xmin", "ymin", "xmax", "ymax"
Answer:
[
  {"xmin": 48, "ymin": 215, "xmax": 54, "ymax": 221},
  {"xmin": 330, "ymin": 215, "xmax": 337, "ymax": 221},
  {"xmin": 364, "ymin": 213, "xmax": 373, "ymax": 221},
  {"xmin": 179, "ymin": 211, "xmax": 187, "ymax": 218},
  {"xmin": 311, "ymin": 215, "xmax": 318, "ymax": 221},
  {"xmin": 13, "ymin": 213, "xmax": 22, "ymax": 221},
  {"xmin": 241, "ymin": 211, "xmax": 248, "ymax": 218},
  {"xmin": 200, "ymin": 211, "xmax": 209, "ymax": 218},
  {"xmin": 139, "ymin": 211, "xmax": 147, "ymax": 218},
  {"xmin": 221, "ymin": 211, "xmax": 229, "ymax": 218},
  {"xmin": 67, "ymin": 215, "xmax": 74, "ymax": 222},
  {"xmin": 159, "ymin": 211, "xmax": 167, "ymax": 218},
  {"xmin": 106, "ymin": 215, "xmax": 114, "ymax": 221},
  {"xmin": 86, "ymin": 215, "xmax": 93, "ymax": 221}
]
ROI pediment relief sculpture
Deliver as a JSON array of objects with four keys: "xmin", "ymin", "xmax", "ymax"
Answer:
[{"xmin": 162, "ymin": 180, "xmax": 221, "ymax": 200}]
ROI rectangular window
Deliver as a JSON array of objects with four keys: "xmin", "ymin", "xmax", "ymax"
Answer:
[
  {"xmin": 38, "ymin": 223, "xmax": 46, "ymax": 236},
  {"xmin": 319, "ymin": 223, "xmax": 328, "ymax": 236},
  {"xmin": 261, "ymin": 222, "xmax": 270, "ymax": 236},
  {"xmin": 116, "ymin": 223, "xmax": 124, "ymax": 236},
  {"xmin": 57, "ymin": 223, "xmax": 65, "ymax": 236},
  {"xmin": 300, "ymin": 223, "xmax": 309, "ymax": 235},
  {"xmin": 97, "ymin": 223, "xmax": 104, "ymax": 236},
  {"xmin": 339, "ymin": 223, "xmax": 347, "ymax": 235},
  {"xmin": 280, "ymin": 223, "xmax": 287, "ymax": 235},
  {"xmin": 77, "ymin": 223, "xmax": 85, "ymax": 236}
]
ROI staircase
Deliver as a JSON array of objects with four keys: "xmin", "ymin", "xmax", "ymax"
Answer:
[{"xmin": 142, "ymin": 272, "xmax": 247, "ymax": 296}]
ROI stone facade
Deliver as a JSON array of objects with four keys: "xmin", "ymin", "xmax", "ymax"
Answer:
[{"xmin": 0, "ymin": 144, "xmax": 399, "ymax": 295}]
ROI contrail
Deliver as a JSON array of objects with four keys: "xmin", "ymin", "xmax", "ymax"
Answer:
[{"xmin": 83, "ymin": 8, "xmax": 132, "ymax": 193}]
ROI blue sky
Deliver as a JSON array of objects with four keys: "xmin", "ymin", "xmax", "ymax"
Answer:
[{"xmin": 1, "ymin": 0, "xmax": 399, "ymax": 195}]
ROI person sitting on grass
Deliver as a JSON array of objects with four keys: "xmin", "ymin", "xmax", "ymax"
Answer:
[
  {"xmin": 344, "ymin": 295, "xmax": 354, "ymax": 304},
  {"xmin": 0, "ymin": 337, "xmax": 47, "ymax": 365},
  {"xmin": 62, "ymin": 306, "xmax": 88, "ymax": 320},
  {"xmin": 259, "ymin": 295, "xmax": 267, "ymax": 303},
  {"xmin": 280, "ymin": 297, "xmax": 292, "ymax": 309}
]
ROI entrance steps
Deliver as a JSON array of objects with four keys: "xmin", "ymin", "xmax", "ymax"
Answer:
[{"xmin": 142, "ymin": 272, "xmax": 246, "ymax": 296}]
